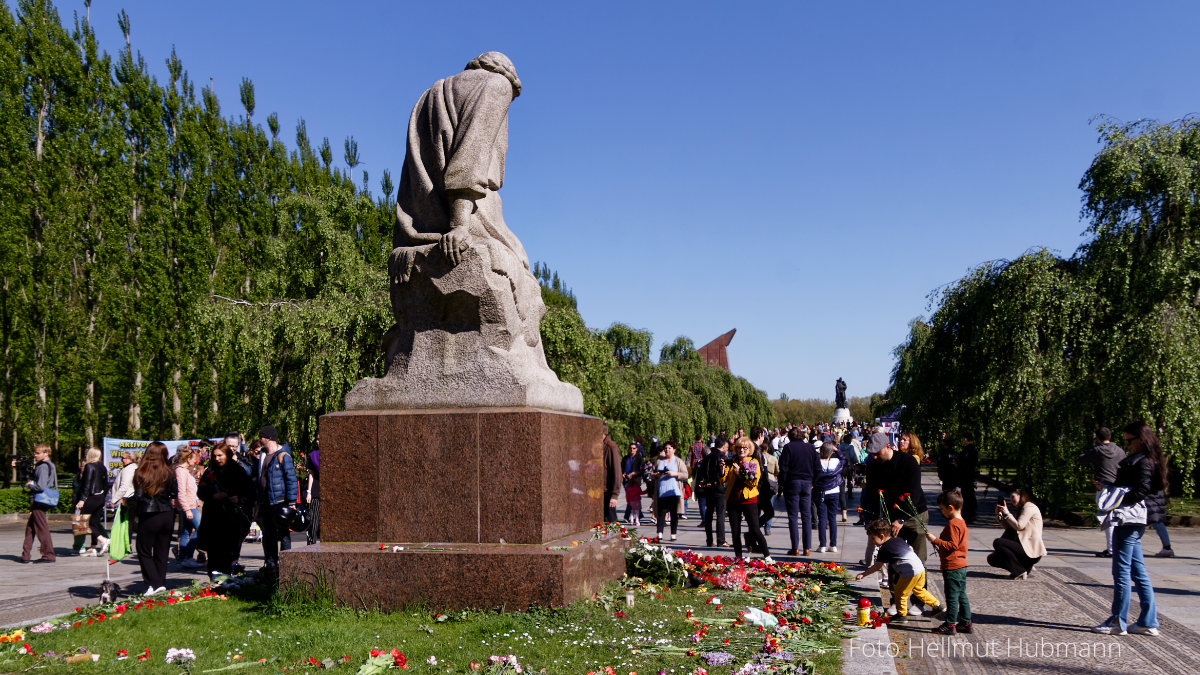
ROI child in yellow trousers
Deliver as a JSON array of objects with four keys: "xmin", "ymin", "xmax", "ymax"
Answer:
[{"xmin": 856, "ymin": 519, "xmax": 945, "ymax": 621}]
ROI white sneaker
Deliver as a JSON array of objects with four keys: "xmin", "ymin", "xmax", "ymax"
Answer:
[
  {"xmin": 1091, "ymin": 623, "xmax": 1126, "ymax": 635},
  {"xmin": 1128, "ymin": 625, "xmax": 1159, "ymax": 636},
  {"xmin": 830, "ymin": 546, "xmax": 838, "ymax": 553},
  {"xmin": 77, "ymin": 547, "xmax": 88, "ymax": 556},
  {"xmin": 887, "ymin": 606, "xmax": 898, "ymax": 616},
  {"xmin": 908, "ymin": 606, "xmax": 923, "ymax": 617},
  {"xmin": 144, "ymin": 586, "xmax": 165, "ymax": 597},
  {"xmin": 761, "ymin": 556, "xmax": 775, "ymax": 564},
  {"xmin": 670, "ymin": 534, "xmax": 677, "ymax": 541},
  {"xmin": 817, "ymin": 546, "xmax": 827, "ymax": 553},
  {"xmin": 83, "ymin": 548, "xmax": 98, "ymax": 557},
  {"xmin": 97, "ymin": 536, "xmax": 110, "ymax": 554}
]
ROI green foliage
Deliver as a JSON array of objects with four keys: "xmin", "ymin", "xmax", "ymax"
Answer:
[
  {"xmin": 0, "ymin": 2, "xmax": 774, "ymax": 466},
  {"xmin": 0, "ymin": 487, "xmax": 72, "ymax": 514},
  {"xmin": 537, "ymin": 266, "xmax": 775, "ymax": 445},
  {"xmin": 891, "ymin": 118, "xmax": 1200, "ymax": 508},
  {"xmin": 771, "ymin": 396, "xmax": 878, "ymax": 426}
]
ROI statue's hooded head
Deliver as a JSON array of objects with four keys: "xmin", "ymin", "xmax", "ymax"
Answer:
[{"xmin": 465, "ymin": 51, "xmax": 522, "ymax": 98}]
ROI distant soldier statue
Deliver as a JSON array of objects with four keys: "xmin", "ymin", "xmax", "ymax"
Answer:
[{"xmin": 835, "ymin": 378, "xmax": 848, "ymax": 410}]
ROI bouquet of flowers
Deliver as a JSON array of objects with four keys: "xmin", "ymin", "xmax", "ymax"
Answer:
[{"xmin": 740, "ymin": 460, "xmax": 758, "ymax": 487}]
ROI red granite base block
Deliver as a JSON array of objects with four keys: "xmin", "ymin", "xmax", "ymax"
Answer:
[
  {"xmin": 279, "ymin": 533, "xmax": 628, "ymax": 611},
  {"xmin": 318, "ymin": 408, "xmax": 605, "ymax": 545}
]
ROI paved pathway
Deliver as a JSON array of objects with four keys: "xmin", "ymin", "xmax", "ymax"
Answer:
[
  {"xmin": 632, "ymin": 467, "xmax": 1200, "ymax": 674},
  {"xmin": 0, "ymin": 516, "xmax": 283, "ymax": 628}
]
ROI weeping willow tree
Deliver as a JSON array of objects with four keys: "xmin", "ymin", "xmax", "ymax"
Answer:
[{"xmin": 891, "ymin": 118, "xmax": 1200, "ymax": 511}]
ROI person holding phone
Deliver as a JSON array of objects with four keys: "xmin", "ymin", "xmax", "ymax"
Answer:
[{"xmin": 987, "ymin": 488, "xmax": 1046, "ymax": 579}]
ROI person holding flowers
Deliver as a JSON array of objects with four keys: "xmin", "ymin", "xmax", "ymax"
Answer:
[
  {"xmin": 864, "ymin": 430, "xmax": 934, "ymax": 610},
  {"xmin": 925, "ymin": 489, "xmax": 973, "ymax": 635},
  {"xmin": 725, "ymin": 437, "xmax": 773, "ymax": 563}
]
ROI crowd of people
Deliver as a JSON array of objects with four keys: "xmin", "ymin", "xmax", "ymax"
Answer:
[
  {"xmin": 17, "ymin": 425, "xmax": 319, "ymax": 597},
  {"xmin": 615, "ymin": 419, "xmax": 1174, "ymax": 638}
]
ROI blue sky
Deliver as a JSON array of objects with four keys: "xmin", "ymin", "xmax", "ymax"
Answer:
[{"xmin": 80, "ymin": 0, "xmax": 1200, "ymax": 400}]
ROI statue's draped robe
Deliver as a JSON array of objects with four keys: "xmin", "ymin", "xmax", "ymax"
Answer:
[{"xmin": 394, "ymin": 68, "xmax": 529, "ymax": 270}]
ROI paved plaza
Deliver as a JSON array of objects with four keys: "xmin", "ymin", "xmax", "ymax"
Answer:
[
  {"xmin": 641, "ymin": 468, "xmax": 1200, "ymax": 674},
  {"xmin": 3, "ymin": 469, "xmax": 1198, "ymax": 674}
]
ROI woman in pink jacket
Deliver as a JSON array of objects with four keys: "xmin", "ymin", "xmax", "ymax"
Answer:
[{"xmin": 172, "ymin": 447, "xmax": 203, "ymax": 569}]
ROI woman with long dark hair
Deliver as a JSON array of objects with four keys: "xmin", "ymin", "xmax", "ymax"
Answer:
[
  {"xmin": 1092, "ymin": 421, "xmax": 1162, "ymax": 636},
  {"xmin": 197, "ymin": 441, "xmax": 253, "ymax": 577},
  {"xmin": 987, "ymin": 488, "xmax": 1046, "ymax": 579},
  {"xmin": 129, "ymin": 442, "xmax": 178, "ymax": 595}
]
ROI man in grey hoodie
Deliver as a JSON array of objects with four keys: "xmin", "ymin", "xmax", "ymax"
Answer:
[{"xmin": 1078, "ymin": 427, "xmax": 1125, "ymax": 557}]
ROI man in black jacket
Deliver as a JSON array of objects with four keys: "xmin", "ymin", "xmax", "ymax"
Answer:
[
  {"xmin": 778, "ymin": 428, "xmax": 819, "ymax": 556},
  {"xmin": 863, "ymin": 432, "xmax": 929, "ymax": 564},
  {"xmin": 698, "ymin": 437, "xmax": 730, "ymax": 547},
  {"xmin": 956, "ymin": 433, "xmax": 979, "ymax": 522}
]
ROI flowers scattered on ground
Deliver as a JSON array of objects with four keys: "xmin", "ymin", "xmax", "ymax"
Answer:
[{"xmin": 624, "ymin": 537, "xmax": 852, "ymax": 672}]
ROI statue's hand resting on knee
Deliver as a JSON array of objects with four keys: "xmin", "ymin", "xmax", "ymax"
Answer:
[{"xmin": 440, "ymin": 197, "xmax": 474, "ymax": 266}]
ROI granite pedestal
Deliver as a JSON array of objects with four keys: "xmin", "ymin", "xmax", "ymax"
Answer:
[{"xmin": 280, "ymin": 407, "xmax": 628, "ymax": 609}]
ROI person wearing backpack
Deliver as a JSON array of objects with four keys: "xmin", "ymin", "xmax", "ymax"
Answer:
[
  {"xmin": 21, "ymin": 443, "xmax": 58, "ymax": 563},
  {"xmin": 255, "ymin": 425, "xmax": 298, "ymax": 569}
]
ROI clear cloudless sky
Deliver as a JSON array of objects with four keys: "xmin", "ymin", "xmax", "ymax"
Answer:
[{"xmin": 75, "ymin": 0, "xmax": 1200, "ymax": 401}]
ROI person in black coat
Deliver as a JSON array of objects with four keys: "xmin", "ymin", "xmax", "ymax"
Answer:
[
  {"xmin": 197, "ymin": 441, "xmax": 254, "ymax": 577},
  {"xmin": 697, "ymin": 437, "xmax": 731, "ymax": 547},
  {"xmin": 778, "ymin": 428, "xmax": 820, "ymax": 556},
  {"xmin": 955, "ymin": 433, "xmax": 979, "ymax": 522}
]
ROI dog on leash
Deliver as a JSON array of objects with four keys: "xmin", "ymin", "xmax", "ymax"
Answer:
[{"xmin": 98, "ymin": 580, "xmax": 121, "ymax": 604}]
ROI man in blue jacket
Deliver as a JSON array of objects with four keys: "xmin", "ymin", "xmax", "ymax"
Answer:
[
  {"xmin": 778, "ymin": 428, "xmax": 820, "ymax": 556},
  {"xmin": 255, "ymin": 425, "xmax": 297, "ymax": 569}
]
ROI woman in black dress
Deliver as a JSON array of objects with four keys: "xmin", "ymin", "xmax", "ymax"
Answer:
[{"xmin": 196, "ymin": 441, "xmax": 253, "ymax": 577}]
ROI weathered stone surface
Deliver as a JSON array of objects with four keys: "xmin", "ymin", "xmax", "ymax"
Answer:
[
  {"xmin": 279, "ymin": 533, "xmax": 628, "ymax": 611},
  {"xmin": 318, "ymin": 408, "xmax": 605, "ymax": 545},
  {"xmin": 346, "ymin": 52, "xmax": 581, "ymax": 413}
]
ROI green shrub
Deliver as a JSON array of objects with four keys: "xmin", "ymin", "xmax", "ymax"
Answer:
[{"xmin": 0, "ymin": 487, "xmax": 73, "ymax": 514}]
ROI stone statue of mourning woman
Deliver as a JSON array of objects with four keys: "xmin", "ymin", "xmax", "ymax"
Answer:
[{"xmin": 347, "ymin": 52, "xmax": 582, "ymax": 413}]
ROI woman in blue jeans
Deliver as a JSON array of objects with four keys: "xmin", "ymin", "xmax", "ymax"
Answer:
[
  {"xmin": 1092, "ymin": 421, "xmax": 1162, "ymax": 636},
  {"xmin": 816, "ymin": 442, "xmax": 843, "ymax": 552}
]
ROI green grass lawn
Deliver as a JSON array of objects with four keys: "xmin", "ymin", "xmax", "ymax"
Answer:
[{"xmin": 2, "ymin": 574, "xmax": 846, "ymax": 675}]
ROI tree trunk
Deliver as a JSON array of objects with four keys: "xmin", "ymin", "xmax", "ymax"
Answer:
[
  {"xmin": 129, "ymin": 327, "xmax": 142, "ymax": 435},
  {"xmin": 171, "ymin": 367, "xmax": 182, "ymax": 440},
  {"xmin": 84, "ymin": 379, "xmax": 95, "ymax": 448},
  {"xmin": 211, "ymin": 365, "xmax": 219, "ymax": 418},
  {"xmin": 52, "ymin": 373, "xmax": 60, "ymax": 452}
]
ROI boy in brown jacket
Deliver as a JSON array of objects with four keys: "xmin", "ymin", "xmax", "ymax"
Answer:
[{"xmin": 926, "ymin": 489, "xmax": 972, "ymax": 634}]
